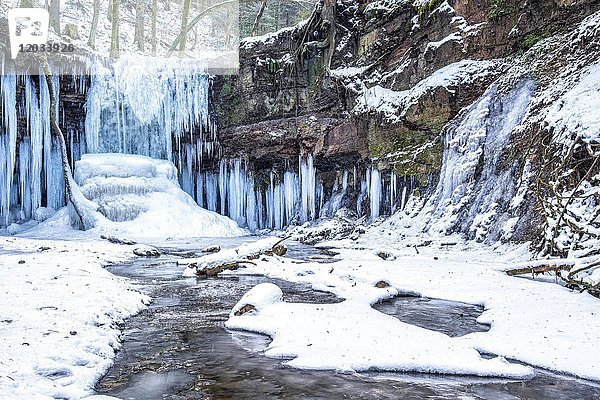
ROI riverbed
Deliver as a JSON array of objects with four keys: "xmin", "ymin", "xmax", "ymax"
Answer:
[{"xmin": 96, "ymin": 240, "xmax": 600, "ymax": 399}]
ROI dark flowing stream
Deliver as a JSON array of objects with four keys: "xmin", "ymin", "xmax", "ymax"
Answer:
[{"xmin": 96, "ymin": 239, "xmax": 600, "ymax": 400}]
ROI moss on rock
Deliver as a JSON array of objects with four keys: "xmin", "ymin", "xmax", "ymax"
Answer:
[{"xmin": 367, "ymin": 122, "xmax": 443, "ymax": 177}]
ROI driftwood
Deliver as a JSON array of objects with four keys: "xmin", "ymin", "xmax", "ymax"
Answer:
[
  {"xmin": 180, "ymin": 236, "xmax": 289, "ymax": 277},
  {"xmin": 506, "ymin": 264, "xmax": 573, "ymax": 277},
  {"xmin": 506, "ymin": 257, "xmax": 600, "ymax": 296}
]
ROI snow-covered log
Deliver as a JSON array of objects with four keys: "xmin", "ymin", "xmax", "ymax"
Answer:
[
  {"xmin": 180, "ymin": 237, "xmax": 288, "ymax": 277},
  {"xmin": 505, "ymin": 256, "xmax": 600, "ymax": 295}
]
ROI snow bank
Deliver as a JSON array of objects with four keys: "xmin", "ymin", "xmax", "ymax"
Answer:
[
  {"xmin": 544, "ymin": 62, "xmax": 600, "ymax": 146},
  {"xmin": 73, "ymin": 154, "xmax": 245, "ymax": 238},
  {"xmin": 227, "ymin": 282, "xmax": 533, "ymax": 378},
  {"xmin": 0, "ymin": 237, "xmax": 148, "ymax": 399},
  {"xmin": 224, "ymin": 238, "xmax": 600, "ymax": 381}
]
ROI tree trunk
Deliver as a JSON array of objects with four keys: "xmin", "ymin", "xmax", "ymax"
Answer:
[
  {"xmin": 134, "ymin": 0, "xmax": 145, "ymax": 51},
  {"xmin": 151, "ymin": 0, "xmax": 158, "ymax": 56},
  {"xmin": 41, "ymin": 62, "xmax": 95, "ymax": 230},
  {"xmin": 49, "ymin": 0, "xmax": 60, "ymax": 34},
  {"xmin": 179, "ymin": 0, "xmax": 192, "ymax": 56},
  {"xmin": 251, "ymin": 0, "xmax": 268, "ymax": 36},
  {"xmin": 166, "ymin": 0, "xmax": 238, "ymax": 57},
  {"xmin": 110, "ymin": 0, "xmax": 120, "ymax": 59},
  {"xmin": 88, "ymin": 0, "xmax": 100, "ymax": 50},
  {"xmin": 108, "ymin": 0, "xmax": 113, "ymax": 21},
  {"xmin": 322, "ymin": 0, "xmax": 336, "ymax": 70}
]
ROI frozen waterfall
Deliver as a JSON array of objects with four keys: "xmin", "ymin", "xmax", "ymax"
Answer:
[
  {"xmin": 1, "ymin": 58, "xmax": 411, "ymax": 231},
  {"xmin": 84, "ymin": 58, "xmax": 217, "ymax": 161},
  {"xmin": 0, "ymin": 70, "xmax": 67, "ymax": 227}
]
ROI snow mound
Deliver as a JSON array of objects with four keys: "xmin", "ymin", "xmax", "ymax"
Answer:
[
  {"xmin": 227, "ymin": 284, "xmax": 534, "ymax": 378},
  {"xmin": 230, "ymin": 283, "xmax": 283, "ymax": 316},
  {"xmin": 74, "ymin": 154, "xmax": 245, "ymax": 238}
]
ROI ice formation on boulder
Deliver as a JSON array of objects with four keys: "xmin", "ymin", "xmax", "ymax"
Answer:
[{"xmin": 74, "ymin": 154, "xmax": 245, "ymax": 237}]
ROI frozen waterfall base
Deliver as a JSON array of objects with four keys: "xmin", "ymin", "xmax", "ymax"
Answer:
[{"xmin": 27, "ymin": 154, "xmax": 246, "ymax": 239}]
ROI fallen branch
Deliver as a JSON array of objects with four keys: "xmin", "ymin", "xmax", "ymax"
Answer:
[
  {"xmin": 42, "ymin": 61, "xmax": 98, "ymax": 230},
  {"xmin": 506, "ymin": 264, "xmax": 572, "ymax": 277},
  {"xmin": 506, "ymin": 257, "xmax": 600, "ymax": 296},
  {"xmin": 200, "ymin": 260, "xmax": 257, "ymax": 277}
]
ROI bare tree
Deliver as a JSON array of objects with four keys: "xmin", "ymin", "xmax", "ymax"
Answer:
[
  {"xmin": 108, "ymin": 0, "xmax": 113, "ymax": 21},
  {"xmin": 110, "ymin": 0, "xmax": 120, "ymax": 58},
  {"xmin": 251, "ymin": 0, "xmax": 268, "ymax": 36},
  {"xmin": 49, "ymin": 0, "xmax": 60, "ymax": 33},
  {"xmin": 88, "ymin": 0, "xmax": 100, "ymax": 49},
  {"xmin": 134, "ymin": 0, "xmax": 146, "ymax": 51},
  {"xmin": 179, "ymin": 0, "xmax": 192, "ymax": 56},
  {"xmin": 151, "ymin": 0, "xmax": 158, "ymax": 55}
]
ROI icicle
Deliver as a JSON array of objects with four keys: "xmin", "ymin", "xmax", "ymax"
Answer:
[
  {"xmin": 370, "ymin": 168, "xmax": 381, "ymax": 220},
  {"xmin": 46, "ymin": 138, "xmax": 65, "ymax": 210},
  {"xmin": 26, "ymin": 77, "xmax": 43, "ymax": 215},
  {"xmin": 84, "ymin": 59, "xmax": 216, "ymax": 166},
  {"xmin": 283, "ymin": 170, "xmax": 297, "ymax": 226},
  {"xmin": 1, "ymin": 74, "xmax": 17, "ymax": 226},
  {"xmin": 390, "ymin": 171, "xmax": 397, "ymax": 214},
  {"xmin": 246, "ymin": 175, "xmax": 258, "ymax": 231},
  {"xmin": 300, "ymin": 154, "xmax": 316, "ymax": 223},
  {"xmin": 219, "ymin": 159, "xmax": 227, "ymax": 215},
  {"xmin": 267, "ymin": 172, "xmax": 275, "ymax": 228},
  {"xmin": 205, "ymin": 172, "xmax": 218, "ymax": 212}
]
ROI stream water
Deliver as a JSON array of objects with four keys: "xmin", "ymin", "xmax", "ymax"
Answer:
[{"xmin": 96, "ymin": 239, "xmax": 600, "ymax": 400}]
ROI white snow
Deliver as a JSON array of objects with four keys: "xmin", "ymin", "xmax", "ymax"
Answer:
[
  {"xmin": 224, "ymin": 238, "xmax": 600, "ymax": 381},
  {"xmin": 424, "ymin": 32, "xmax": 463, "ymax": 53},
  {"xmin": 544, "ymin": 62, "xmax": 600, "ymax": 146},
  {"xmin": 0, "ymin": 236, "xmax": 148, "ymax": 399},
  {"xmin": 71, "ymin": 153, "xmax": 245, "ymax": 238},
  {"xmin": 230, "ymin": 282, "xmax": 284, "ymax": 316},
  {"xmin": 240, "ymin": 21, "xmax": 308, "ymax": 50},
  {"xmin": 180, "ymin": 236, "xmax": 282, "ymax": 276},
  {"xmin": 227, "ymin": 284, "xmax": 532, "ymax": 378},
  {"xmin": 329, "ymin": 65, "xmax": 371, "ymax": 79},
  {"xmin": 354, "ymin": 60, "xmax": 499, "ymax": 122}
]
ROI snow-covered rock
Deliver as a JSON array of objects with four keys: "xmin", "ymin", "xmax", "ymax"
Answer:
[
  {"xmin": 133, "ymin": 245, "xmax": 161, "ymax": 257},
  {"xmin": 230, "ymin": 283, "xmax": 284, "ymax": 317}
]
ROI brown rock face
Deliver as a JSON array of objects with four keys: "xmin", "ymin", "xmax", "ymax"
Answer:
[{"xmin": 213, "ymin": 0, "xmax": 599, "ymax": 187}]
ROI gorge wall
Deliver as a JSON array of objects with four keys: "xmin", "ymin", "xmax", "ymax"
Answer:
[
  {"xmin": 1, "ymin": 0, "xmax": 599, "ymax": 253},
  {"xmin": 212, "ymin": 0, "xmax": 600, "ymax": 250}
]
